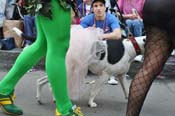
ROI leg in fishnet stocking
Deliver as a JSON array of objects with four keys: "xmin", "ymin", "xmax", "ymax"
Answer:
[{"xmin": 126, "ymin": 26, "xmax": 173, "ymax": 116}]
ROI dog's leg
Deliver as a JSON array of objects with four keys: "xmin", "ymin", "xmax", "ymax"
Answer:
[
  {"xmin": 88, "ymin": 72, "xmax": 107, "ymax": 107},
  {"xmin": 48, "ymin": 82, "xmax": 55, "ymax": 102},
  {"xmin": 117, "ymin": 74, "xmax": 129, "ymax": 99},
  {"xmin": 36, "ymin": 76, "xmax": 49, "ymax": 104}
]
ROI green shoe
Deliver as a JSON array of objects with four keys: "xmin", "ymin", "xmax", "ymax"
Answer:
[
  {"xmin": 55, "ymin": 105, "xmax": 85, "ymax": 116},
  {"xmin": 0, "ymin": 92, "xmax": 23, "ymax": 115}
]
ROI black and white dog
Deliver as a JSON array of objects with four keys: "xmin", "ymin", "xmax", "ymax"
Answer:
[
  {"xmin": 13, "ymin": 26, "xmax": 146, "ymax": 107},
  {"xmin": 66, "ymin": 25, "xmax": 146, "ymax": 107}
]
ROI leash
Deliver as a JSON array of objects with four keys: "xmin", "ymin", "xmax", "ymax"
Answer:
[
  {"xmin": 114, "ymin": 0, "xmax": 127, "ymax": 29},
  {"xmin": 129, "ymin": 36, "xmax": 141, "ymax": 55},
  {"xmin": 114, "ymin": 0, "xmax": 133, "ymax": 38}
]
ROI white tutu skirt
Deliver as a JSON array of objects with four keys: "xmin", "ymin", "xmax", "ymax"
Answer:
[{"xmin": 66, "ymin": 25, "xmax": 103, "ymax": 100}]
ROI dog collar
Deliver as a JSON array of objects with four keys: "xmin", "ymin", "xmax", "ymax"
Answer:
[{"xmin": 130, "ymin": 36, "xmax": 141, "ymax": 55}]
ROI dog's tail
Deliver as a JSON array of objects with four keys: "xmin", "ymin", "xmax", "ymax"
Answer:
[{"xmin": 12, "ymin": 27, "xmax": 36, "ymax": 42}]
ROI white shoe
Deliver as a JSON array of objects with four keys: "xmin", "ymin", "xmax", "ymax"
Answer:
[
  {"xmin": 171, "ymin": 49, "xmax": 175, "ymax": 55},
  {"xmin": 134, "ymin": 55, "xmax": 143, "ymax": 62},
  {"xmin": 108, "ymin": 76, "xmax": 118, "ymax": 85}
]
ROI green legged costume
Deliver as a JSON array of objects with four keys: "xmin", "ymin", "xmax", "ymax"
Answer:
[{"xmin": 0, "ymin": 0, "xmax": 73, "ymax": 115}]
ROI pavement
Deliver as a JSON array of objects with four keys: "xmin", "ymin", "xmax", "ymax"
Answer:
[
  {"xmin": 0, "ymin": 49, "xmax": 175, "ymax": 116},
  {"xmin": 0, "ymin": 67, "xmax": 175, "ymax": 116}
]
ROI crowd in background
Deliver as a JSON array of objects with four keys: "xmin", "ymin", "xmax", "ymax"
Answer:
[
  {"xmin": 73, "ymin": 0, "xmax": 144, "ymax": 37},
  {"xmin": 0, "ymin": 0, "xmax": 145, "ymax": 50},
  {"xmin": 0, "ymin": 0, "xmax": 145, "ymax": 85}
]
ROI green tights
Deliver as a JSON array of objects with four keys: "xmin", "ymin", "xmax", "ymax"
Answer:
[{"xmin": 0, "ymin": 0, "xmax": 72, "ymax": 114}]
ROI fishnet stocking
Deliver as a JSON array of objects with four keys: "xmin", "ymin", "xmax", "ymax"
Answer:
[{"xmin": 126, "ymin": 26, "xmax": 173, "ymax": 116}]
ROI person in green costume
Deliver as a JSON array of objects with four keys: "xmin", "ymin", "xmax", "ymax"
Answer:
[{"xmin": 0, "ymin": 0, "xmax": 85, "ymax": 116}]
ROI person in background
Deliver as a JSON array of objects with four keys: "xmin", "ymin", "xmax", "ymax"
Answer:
[
  {"xmin": 117, "ymin": 0, "xmax": 144, "ymax": 37},
  {"xmin": 76, "ymin": 0, "xmax": 83, "ymax": 6},
  {"xmin": 80, "ymin": 0, "xmax": 121, "ymax": 85},
  {"xmin": 81, "ymin": 0, "xmax": 121, "ymax": 40},
  {"xmin": 23, "ymin": 15, "xmax": 36, "ymax": 47},
  {"xmin": 105, "ymin": 0, "xmax": 118, "ymax": 16},
  {"xmin": 0, "ymin": 0, "xmax": 85, "ymax": 116},
  {"xmin": 17, "ymin": 0, "xmax": 36, "ymax": 47},
  {"xmin": 78, "ymin": 0, "xmax": 92, "ymax": 19}
]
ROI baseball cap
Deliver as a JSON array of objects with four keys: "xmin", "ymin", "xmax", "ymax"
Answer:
[{"xmin": 92, "ymin": 0, "xmax": 106, "ymax": 6}]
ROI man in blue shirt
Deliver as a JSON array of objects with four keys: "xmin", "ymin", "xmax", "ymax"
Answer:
[
  {"xmin": 80, "ymin": 0, "xmax": 122, "ymax": 85},
  {"xmin": 80, "ymin": 0, "xmax": 121, "ymax": 40}
]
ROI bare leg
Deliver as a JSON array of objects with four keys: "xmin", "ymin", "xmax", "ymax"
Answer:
[{"xmin": 126, "ymin": 26, "xmax": 173, "ymax": 116}]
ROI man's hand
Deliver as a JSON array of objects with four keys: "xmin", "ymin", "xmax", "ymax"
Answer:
[
  {"xmin": 98, "ymin": 34, "xmax": 105, "ymax": 40},
  {"xmin": 123, "ymin": 14, "xmax": 138, "ymax": 20}
]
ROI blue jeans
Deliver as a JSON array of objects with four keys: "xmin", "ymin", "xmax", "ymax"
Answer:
[
  {"xmin": 24, "ymin": 15, "xmax": 36, "ymax": 45},
  {"xmin": 126, "ymin": 19, "xmax": 144, "ymax": 37}
]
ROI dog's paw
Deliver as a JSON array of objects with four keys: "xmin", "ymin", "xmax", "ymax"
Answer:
[
  {"xmin": 88, "ymin": 102, "xmax": 97, "ymax": 108},
  {"xmin": 36, "ymin": 97, "xmax": 43, "ymax": 105},
  {"xmin": 125, "ymin": 95, "xmax": 129, "ymax": 99}
]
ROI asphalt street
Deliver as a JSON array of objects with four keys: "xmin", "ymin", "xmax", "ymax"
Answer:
[{"xmin": 0, "ymin": 69, "xmax": 175, "ymax": 116}]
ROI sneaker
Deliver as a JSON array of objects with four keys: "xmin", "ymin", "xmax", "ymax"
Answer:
[
  {"xmin": 134, "ymin": 55, "xmax": 143, "ymax": 62},
  {"xmin": 55, "ymin": 105, "xmax": 85, "ymax": 116},
  {"xmin": 0, "ymin": 92, "xmax": 23, "ymax": 115},
  {"xmin": 108, "ymin": 76, "xmax": 118, "ymax": 85}
]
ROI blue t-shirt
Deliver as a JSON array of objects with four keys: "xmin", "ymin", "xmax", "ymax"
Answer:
[{"xmin": 80, "ymin": 13, "xmax": 120, "ymax": 33}]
